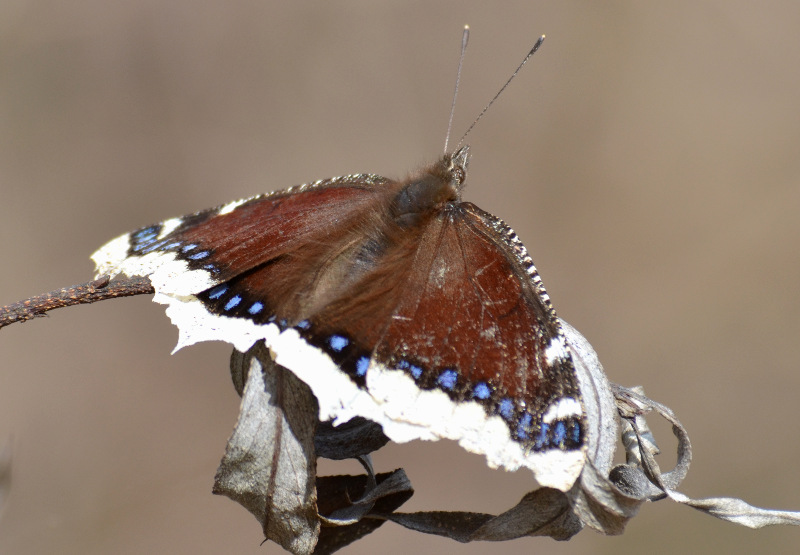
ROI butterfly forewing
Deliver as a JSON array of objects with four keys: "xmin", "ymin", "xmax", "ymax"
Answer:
[{"xmin": 94, "ymin": 174, "xmax": 392, "ymax": 296}]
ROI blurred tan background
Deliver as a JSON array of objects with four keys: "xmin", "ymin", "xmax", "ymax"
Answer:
[{"xmin": 2, "ymin": 2, "xmax": 800, "ymax": 554}]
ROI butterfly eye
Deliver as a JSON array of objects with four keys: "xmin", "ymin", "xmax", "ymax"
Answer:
[
  {"xmin": 451, "ymin": 165, "xmax": 467, "ymax": 186},
  {"xmin": 448, "ymin": 145, "xmax": 470, "ymax": 186}
]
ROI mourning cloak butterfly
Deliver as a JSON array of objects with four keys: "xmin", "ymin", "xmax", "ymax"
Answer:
[
  {"xmin": 91, "ymin": 36, "xmax": 587, "ymax": 491},
  {"xmin": 91, "ymin": 143, "xmax": 586, "ymax": 491}
]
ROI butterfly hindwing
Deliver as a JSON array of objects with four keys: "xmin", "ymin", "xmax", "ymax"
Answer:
[{"xmin": 288, "ymin": 199, "xmax": 586, "ymax": 486}]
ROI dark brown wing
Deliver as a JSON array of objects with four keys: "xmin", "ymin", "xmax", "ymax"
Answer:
[
  {"xmin": 293, "ymin": 200, "xmax": 585, "ymax": 453},
  {"xmin": 93, "ymin": 172, "xmax": 586, "ymax": 488}
]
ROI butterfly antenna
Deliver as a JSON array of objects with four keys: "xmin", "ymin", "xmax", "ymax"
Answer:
[
  {"xmin": 444, "ymin": 25, "xmax": 470, "ymax": 154},
  {"xmin": 455, "ymin": 34, "xmax": 546, "ymax": 149}
]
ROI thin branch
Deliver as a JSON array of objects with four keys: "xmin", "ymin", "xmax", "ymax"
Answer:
[{"xmin": 0, "ymin": 275, "xmax": 154, "ymax": 330}]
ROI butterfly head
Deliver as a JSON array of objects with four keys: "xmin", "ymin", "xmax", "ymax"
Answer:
[
  {"xmin": 445, "ymin": 145, "xmax": 471, "ymax": 190},
  {"xmin": 390, "ymin": 145, "xmax": 470, "ymax": 225}
]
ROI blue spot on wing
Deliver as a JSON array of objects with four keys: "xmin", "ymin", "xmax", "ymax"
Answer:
[
  {"xmin": 397, "ymin": 359, "xmax": 423, "ymax": 380},
  {"xmin": 534, "ymin": 423, "xmax": 550, "ymax": 449},
  {"xmin": 553, "ymin": 421, "xmax": 567, "ymax": 446},
  {"xmin": 570, "ymin": 421, "xmax": 582, "ymax": 443},
  {"xmin": 224, "ymin": 295, "xmax": 241, "ymax": 311},
  {"xmin": 328, "ymin": 335, "xmax": 349, "ymax": 352},
  {"xmin": 208, "ymin": 285, "xmax": 228, "ymax": 299},
  {"xmin": 140, "ymin": 240, "xmax": 168, "ymax": 253},
  {"xmin": 437, "ymin": 369, "xmax": 458, "ymax": 390},
  {"xmin": 498, "ymin": 398, "xmax": 514, "ymax": 420},
  {"xmin": 132, "ymin": 240, "xmax": 156, "ymax": 252},
  {"xmin": 473, "ymin": 382, "xmax": 491, "ymax": 400},
  {"xmin": 248, "ymin": 302, "xmax": 264, "ymax": 315},
  {"xmin": 133, "ymin": 227, "xmax": 159, "ymax": 241},
  {"xmin": 355, "ymin": 356, "xmax": 370, "ymax": 377},
  {"xmin": 188, "ymin": 250, "xmax": 210, "ymax": 260},
  {"xmin": 516, "ymin": 412, "xmax": 533, "ymax": 440}
]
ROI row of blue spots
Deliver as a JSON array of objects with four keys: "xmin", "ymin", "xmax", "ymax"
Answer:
[
  {"xmin": 537, "ymin": 421, "xmax": 569, "ymax": 449},
  {"xmin": 174, "ymin": 242, "xmax": 212, "ymax": 262},
  {"xmin": 391, "ymin": 358, "xmax": 508, "ymax": 413},
  {"xmin": 396, "ymin": 359, "xmax": 423, "ymax": 380},
  {"xmin": 529, "ymin": 419, "xmax": 581, "ymax": 450},
  {"xmin": 318, "ymin": 333, "xmax": 370, "ymax": 379},
  {"xmin": 131, "ymin": 226, "xmax": 166, "ymax": 252},
  {"xmin": 132, "ymin": 226, "xmax": 159, "ymax": 243},
  {"xmin": 127, "ymin": 228, "xmax": 224, "ymax": 280},
  {"xmin": 371, "ymin": 354, "xmax": 582, "ymax": 450},
  {"xmin": 133, "ymin": 227, "xmax": 158, "ymax": 239},
  {"xmin": 139, "ymin": 239, "xmax": 169, "ymax": 253},
  {"xmin": 128, "ymin": 228, "xmax": 214, "ymax": 263},
  {"xmin": 388, "ymin": 359, "xmax": 530, "ymax": 440},
  {"xmin": 131, "ymin": 227, "xmax": 160, "ymax": 251},
  {"xmin": 205, "ymin": 283, "xmax": 265, "ymax": 317},
  {"xmin": 389, "ymin": 362, "xmax": 506, "ymax": 417}
]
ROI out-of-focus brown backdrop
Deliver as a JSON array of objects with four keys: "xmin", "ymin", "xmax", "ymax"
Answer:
[{"xmin": 2, "ymin": 2, "xmax": 799, "ymax": 554}]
